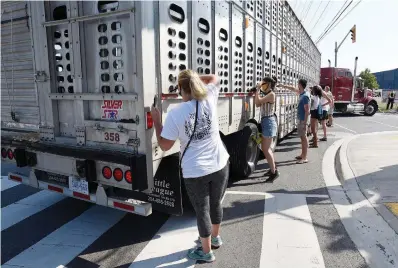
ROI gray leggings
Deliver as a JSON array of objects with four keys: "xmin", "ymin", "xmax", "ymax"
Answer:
[{"xmin": 184, "ymin": 162, "xmax": 229, "ymax": 238}]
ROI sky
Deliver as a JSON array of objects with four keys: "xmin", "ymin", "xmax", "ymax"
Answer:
[{"xmin": 288, "ymin": 0, "xmax": 398, "ymax": 73}]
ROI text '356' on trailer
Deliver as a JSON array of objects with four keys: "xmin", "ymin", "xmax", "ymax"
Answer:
[{"xmin": 1, "ymin": 0, "xmax": 320, "ymax": 216}]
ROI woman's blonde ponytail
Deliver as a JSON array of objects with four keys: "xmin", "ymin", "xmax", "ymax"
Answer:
[{"xmin": 178, "ymin": 69, "xmax": 208, "ymax": 101}]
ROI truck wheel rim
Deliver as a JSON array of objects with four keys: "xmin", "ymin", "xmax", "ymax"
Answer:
[{"xmin": 366, "ymin": 105, "xmax": 374, "ymax": 114}]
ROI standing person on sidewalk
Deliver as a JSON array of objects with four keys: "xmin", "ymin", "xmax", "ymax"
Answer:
[
  {"xmin": 387, "ymin": 91, "xmax": 396, "ymax": 110},
  {"xmin": 254, "ymin": 75, "xmax": 280, "ymax": 182},
  {"xmin": 319, "ymin": 86, "xmax": 332, "ymax": 141},
  {"xmin": 151, "ymin": 70, "xmax": 230, "ymax": 263},
  {"xmin": 325, "ymin": 86, "xmax": 335, "ymax": 127},
  {"xmin": 278, "ymin": 79, "xmax": 310, "ymax": 164},
  {"xmin": 309, "ymin": 85, "xmax": 331, "ymax": 148}
]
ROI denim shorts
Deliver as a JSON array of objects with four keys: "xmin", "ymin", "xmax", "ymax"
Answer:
[{"xmin": 261, "ymin": 116, "xmax": 277, "ymax": 137}]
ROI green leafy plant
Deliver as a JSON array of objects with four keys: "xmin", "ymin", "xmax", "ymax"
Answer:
[{"xmin": 359, "ymin": 68, "xmax": 379, "ymax": 89}]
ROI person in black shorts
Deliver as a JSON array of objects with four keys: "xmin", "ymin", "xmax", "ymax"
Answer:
[{"xmin": 309, "ymin": 86, "xmax": 331, "ymax": 148}]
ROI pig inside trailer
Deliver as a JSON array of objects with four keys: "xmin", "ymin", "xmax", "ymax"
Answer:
[{"xmin": 1, "ymin": 1, "xmax": 321, "ymax": 216}]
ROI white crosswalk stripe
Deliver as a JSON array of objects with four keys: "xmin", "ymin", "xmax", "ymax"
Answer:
[
  {"xmin": 1, "ymin": 175, "xmax": 19, "ymax": 191},
  {"xmin": 260, "ymin": 193, "xmax": 325, "ymax": 268},
  {"xmin": 130, "ymin": 214, "xmax": 197, "ymax": 268},
  {"xmin": 1, "ymin": 177, "xmax": 331, "ymax": 268},
  {"xmin": 3, "ymin": 206, "xmax": 125, "ymax": 268},
  {"xmin": 1, "ymin": 191, "xmax": 65, "ymax": 231}
]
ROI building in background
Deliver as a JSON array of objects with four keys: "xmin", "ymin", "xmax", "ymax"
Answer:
[{"xmin": 373, "ymin": 68, "xmax": 398, "ymax": 101}]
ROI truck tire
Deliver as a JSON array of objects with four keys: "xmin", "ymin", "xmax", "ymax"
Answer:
[
  {"xmin": 364, "ymin": 101, "xmax": 377, "ymax": 116},
  {"xmin": 235, "ymin": 122, "xmax": 260, "ymax": 178}
]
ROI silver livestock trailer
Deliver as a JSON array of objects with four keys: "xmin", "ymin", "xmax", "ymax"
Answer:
[{"xmin": 1, "ymin": 0, "xmax": 321, "ymax": 216}]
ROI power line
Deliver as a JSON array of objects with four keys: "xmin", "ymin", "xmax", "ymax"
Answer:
[
  {"xmin": 316, "ymin": 0, "xmax": 349, "ymax": 41},
  {"xmin": 302, "ymin": 0, "xmax": 313, "ymax": 24},
  {"xmin": 299, "ymin": 0, "xmax": 309, "ymax": 21},
  {"xmin": 317, "ymin": 0, "xmax": 362, "ymax": 44},
  {"xmin": 307, "ymin": 0, "xmax": 322, "ymax": 28},
  {"xmin": 316, "ymin": 0, "xmax": 353, "ymax": 43},
  {"xmin": 316, "ymin": 0, "xmax": 354, "ymax": 43},
  {"xmin": 309, "ymin": 0, "xmax": 331, "ymax": 34}
]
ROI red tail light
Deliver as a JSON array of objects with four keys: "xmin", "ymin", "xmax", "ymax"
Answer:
[
  {"xmin": 7, "ymin": 149, "xmax": 14, "ymax": 160},
  {"xmin": 146, "ymin": 111, "xmax": 153, "ymax": 129},
  {"xmin": 125, "ymin": 170, "xmax": 132, "ymax": 183},
  {"xmin": 113, "ymin": 168, "xmax": 123, "ymax": 181},
  {"xmin": 1, "ymin": 148, "xmax": 7, "ymax": 158},
  {"xmin": 102, "ymin": 166, "xmax": 112, "ymax": 179}
]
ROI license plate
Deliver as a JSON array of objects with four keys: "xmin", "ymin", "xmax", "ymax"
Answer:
[{"xmin": 69, "ymin": 176, "xmax": 89, "ymax": 195}]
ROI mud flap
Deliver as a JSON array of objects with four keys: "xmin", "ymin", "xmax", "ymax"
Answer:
[
  {"xmin": 146, "ymin": 153, "xmax": 183, "ymax": 216},
  {"xmin": 221, "ymin": 126, "xmax": 253, "ymax": 177}
]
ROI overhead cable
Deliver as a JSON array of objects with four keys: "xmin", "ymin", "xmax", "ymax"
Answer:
[
  {"xmin": 309, "ymin": 0, "xmax": 331, "ymax": 34},
  {"xmin": 317, "ymin": 0, "xmax": 362, "ymax": 44},
  {"xmin": 316, "ymin": 0, "xmax": 349, "ymax": 40},
  {"xmin": 315, "ymin": 0, "xmax": 353, "ymax": 43},
  {"xmin": 307, "ymin": 0, "xmax": 323, "ymax": 29}
]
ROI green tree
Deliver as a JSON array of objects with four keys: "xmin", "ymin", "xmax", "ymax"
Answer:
[{"xmin": 359, "ymin": 68, "xmax": 379, "ymax": 89}]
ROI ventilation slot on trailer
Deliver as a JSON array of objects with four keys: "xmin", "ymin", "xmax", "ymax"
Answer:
[
  {"xmin": 232, "ymin": 36, "xmax": 243, "ymax": 93},
  {"xmin": 196, "ymin": 27, "xmax": 211, "ymax": 76},
  {"xmin": 216, "ymin": 28, "xmax": 229, "ymax": 93},
  {"xmin": 246, "ymin": 42, "xmax": 254, "ymax": 91},
  {"xmin": 98, "ymin": 1, "xmax": 119, "ymax": 13},
  {"xmin": 52, "ymin": 6, "xmax": 72, "ymax": 94},
  {"xmin": 256, "ymin": 47, "xmax": 263, "ymax": 83},
  {"xmin": 166, "ymin": 4, "xmax": 187, "ymax": 93},
  {"xmin": 97, "ymin": 20, "xmax": 125, "ymax": 94}
]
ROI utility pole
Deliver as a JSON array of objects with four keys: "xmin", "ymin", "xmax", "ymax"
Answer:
[{"xmin": 334, "ymin": 25, "xmax": 356, "ymax": 67}]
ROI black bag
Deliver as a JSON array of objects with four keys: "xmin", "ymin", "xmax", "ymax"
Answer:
[{"xmin": 179, "ymin": 100, "xmax": 199, "ymax": 179}]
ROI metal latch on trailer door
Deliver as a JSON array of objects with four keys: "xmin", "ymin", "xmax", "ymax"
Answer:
[{"xmin": 35, "ymin": 71, "xmax": 48, "ymax": 82}]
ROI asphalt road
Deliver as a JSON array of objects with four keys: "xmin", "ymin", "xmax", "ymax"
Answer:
[{"xmin": 1, "ymin": 113, "xmax": 397, "ymax": 268}]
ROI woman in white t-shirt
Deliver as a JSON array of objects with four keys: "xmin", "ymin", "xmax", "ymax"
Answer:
[
  {"xmin": 319, "ymin": 87, "xmax": 332, "ymax": 141},
  {"xmin": 151, "ymin": 69, "xmax": 230, "ymax": 263}
]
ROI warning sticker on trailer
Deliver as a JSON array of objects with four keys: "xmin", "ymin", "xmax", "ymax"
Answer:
[{"xmin": 101, "ymin": 100, "xmax": 123, "ymax": 120}]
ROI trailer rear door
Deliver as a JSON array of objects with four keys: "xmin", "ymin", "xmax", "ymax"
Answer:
[{"xmin": 1, "ymin": 1, "xmax": 39, "ymax": 130}]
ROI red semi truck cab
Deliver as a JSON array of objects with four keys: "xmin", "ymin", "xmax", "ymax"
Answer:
[{"xmin": 320, "ymin": 67, "xmax": 378, "ymax": 116}]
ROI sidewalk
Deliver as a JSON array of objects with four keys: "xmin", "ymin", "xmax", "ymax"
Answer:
[
  {"xmin": 323, "ymin": 131, "xmax": 398, "ymax": 268},
  {"xmin": 345, "ymin": 132, "xmax": 398, "ymax": 232}
]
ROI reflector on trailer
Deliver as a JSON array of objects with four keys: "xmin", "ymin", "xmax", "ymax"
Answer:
[
  {"xmin": 48, "ymin": 185, "xmax": 63, "ymax": 193},
  {"xmin": 1, "ymin": 148, "xmax": 7, "ymax": 158},
  {"xmin": 113, "ymin": 201, "xmax": 135, "ymax": 212},
  {"xmin": 73, "ymin": 191, "xmax": 90, "ymax": 200},
  {"xmin": 9, "ymin": 174, "xmax": 22, "ymax": 182},
  {"xmin": 102, "ymin": 166, "xmax": 112, "ymax": 179},
  {"xmin": 113, "ymin": 168, "xmax": 123, "ymax": 181},
  {"xmin": 125, "ymin": 170, "xmax": 132, "ymax": 183},
  {"xmin": 7, "ymin": 149, "xmax": 14, "ymax": 160},
  {"xmin": 146, "ymin": 111, "xmax": 153, "ymax": 129}
]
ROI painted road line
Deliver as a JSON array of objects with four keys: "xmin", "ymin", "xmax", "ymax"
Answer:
[
  {"xmin": 259, "ymin": 193, "xmax": 325, "ymax": 268},
  {"xmin": 385, "ymin": 203, "xmax": 398, "ymax": 216},
  {"xmin": 226, "ymin": 190, "xmax": 329, "ymax": 199},
  {"xmin": 1, "ymin": 191, "xmax": 65, "ymax": 231},
  {"xmin": 130, "ymin": 214, "xmax": 197, "ymax": 268},
  {"xmin": 1, "ymin": 177, "xmax": 20, "ymax": 191},
  {"xmin": 366, "ymin": 119, "xmax": 398, "ymax": 129},
  {"xmin": 334, "ymin": 123, "xmax": 358, "ymax": 134},
  {"xmin": 4, "ymin": 206, "xmax": 125, "ymax": 268}
]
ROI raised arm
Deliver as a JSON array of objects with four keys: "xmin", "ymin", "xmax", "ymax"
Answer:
[
  {"xmin": 199, "ymin": 74, "xmax": 217, "ymax": 85},
  {"xmin": 321, "ymin": 90, "xmax": 332, "ymax": 107},
  {"xmin": 278, "ymin": 84, "xmax": 300, "ymax": 94},
  {"xmin": 255, "ymin": 90, "xmax": 275, "ymax": 107}
]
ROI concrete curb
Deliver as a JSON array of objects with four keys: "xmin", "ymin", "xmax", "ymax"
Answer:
[
  {"xmin": 338, "ymin": 131, "xmax": 398, "ymax": 235},
  {"xmin": 322, "ymin": 133, "xmax": 398, "ymax": 268}
]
